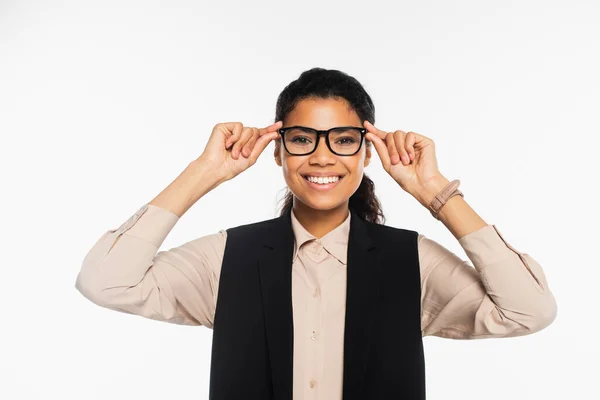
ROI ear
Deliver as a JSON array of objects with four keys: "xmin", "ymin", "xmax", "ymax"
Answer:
[
  {"xmin": 364, "ymin": 145, "xmax": 371, "ymax": 167},
  {"xmin": 274, "ymin": 141, "xmax": 282, "ymax": 167}
]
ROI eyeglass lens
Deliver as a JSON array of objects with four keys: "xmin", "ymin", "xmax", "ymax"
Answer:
[{"xmin": 284, "ymin": 128, "xmax": 362, "ymax": 155}]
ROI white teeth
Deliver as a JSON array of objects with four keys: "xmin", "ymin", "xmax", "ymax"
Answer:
[{"xmin": 306, "ymin": 176, "xmax": 340, "ymax": 184}]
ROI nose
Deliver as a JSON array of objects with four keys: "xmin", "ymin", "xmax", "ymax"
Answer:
[{"xmin": 308, "ymin": 135, "xmax": 336, "ymax": 165}]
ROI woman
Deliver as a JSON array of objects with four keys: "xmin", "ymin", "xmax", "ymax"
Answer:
[{"xmin": 75, "ymin": 68, "xmax": 557, "ymax": 399}]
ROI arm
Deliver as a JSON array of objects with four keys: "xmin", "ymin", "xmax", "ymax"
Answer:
[
  {"xmin": 415, "ymin": 175, "xmax": 557, "ymax": 339},
  {"xmin": 74, "ymin": 159, "xmax": 227, "ymax": 327},
  {"xmin": 413, "ymin": 174, "xmax": 488, "ymax": 241}
]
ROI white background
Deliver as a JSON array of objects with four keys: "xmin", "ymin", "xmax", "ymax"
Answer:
[{"xmin": 1, "ymin": 0, "xmax": 598, "ymax": 399}]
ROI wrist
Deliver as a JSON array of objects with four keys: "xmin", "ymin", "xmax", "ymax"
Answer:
[
  {"xmin": 413, "ymin": 174, "xmax": 450, "ymax": 208},
  {"xmin": 188, "ymin": 157, "xmax": 228, "ymax": 192},
  {"xmin": 148, "ymin": 160, "xmax": 221, "ymax": 218}
]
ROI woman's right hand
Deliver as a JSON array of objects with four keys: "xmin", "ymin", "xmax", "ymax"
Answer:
[{"xmin": 198, "ymin": 120, "xmax": 282, "ymax": 183}]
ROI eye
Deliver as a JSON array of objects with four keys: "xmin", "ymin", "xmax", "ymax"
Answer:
[
  {"xmin": 335, "ymin": 137, "xmax": 357, "ymax": 145},
  {"xmin": 290, "ymin": 136, "xmax": 313, "ymax": 144}
]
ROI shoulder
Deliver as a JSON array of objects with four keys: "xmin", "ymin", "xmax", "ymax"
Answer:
[
  {"xmin": 362, "ymin": 220, "xmax": 420, "ymax": 250},
  {"xmin": 367, "ymin": 220, "xmax": 419, "ymax": 238},
  {"xmin": 226, "ymin": 215, "xmax": 280, "ymax": 232},
  {"xmin": 223, "ymin": 215, "xmax": 282, "ymax": 244}
]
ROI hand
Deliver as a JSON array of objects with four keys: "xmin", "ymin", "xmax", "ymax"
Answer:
[
  {"xmin": 364, "ymin": 120, "xmax": 443, "ymax": 195},
  {"xmin": 198, "ymin": 120, "xmax": 283, "ymax": 183}
]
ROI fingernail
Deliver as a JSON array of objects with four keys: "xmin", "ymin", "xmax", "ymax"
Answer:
[
  {"xmin": 392, "ymin": 154, "xmax": 400, "ymax": 164},
  {"xmin": 402, "ymin": 155, "xmax": 409, "ymax": 164}
]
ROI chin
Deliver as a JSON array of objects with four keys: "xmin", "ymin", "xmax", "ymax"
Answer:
[{"xmin": 294, "ymin": 194, "xmax": 348, "ymax": 212}]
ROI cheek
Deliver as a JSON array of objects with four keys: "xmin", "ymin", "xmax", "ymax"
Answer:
[
  {"xmin": 344, "ymin": 159, "xmax": 365, "ymax": 188},
  {"xmin": 282, "ymin": 157, "xmax": 301, "ymax": 178},
  {"xmin": 345, "ymin": 156, "xmax": 364, "ymax": 175}
]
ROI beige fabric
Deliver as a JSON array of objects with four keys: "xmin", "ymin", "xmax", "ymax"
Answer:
[{"xmin": 75, "ymin": 203, "xmax": 557, "ymax": 400}]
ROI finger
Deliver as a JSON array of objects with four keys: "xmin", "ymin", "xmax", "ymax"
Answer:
[
  {"xmin": 405, "ymin": 131, "xmax": 416, "ymax": 161},
  {"xmin": 241, "ymin": 128, "xmax": 259, "ymax": 158},
  {"xmin": 365, "ymin": 132, "xmax": 391, "ymax": 170},
  {"xmin": 232, "ymin": 127, "xmax": 254, "ymax": 159},
  {"xmin": 225, "ymin": 123, "xmax": 243, "ymax": 149},
  {"xmin": 363, "ymin": 120, "xmax": 388, "ymax": 140},
  {"xmin": 386, "ymin": 132, "xmax": 400, "ymax": 165},
  {"xmin": 393, "ymin": 130, "xmax": 410, "ymax": 165},
  {"xmin": 258, "ymin": 120, "xmax": 283, "ymax": 136},
  {"xmin": 248, "ymin": 131, "xmax": 279, "ymax": 164}
]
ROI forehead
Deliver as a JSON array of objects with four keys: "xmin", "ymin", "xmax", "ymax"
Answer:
[{"xmin": 285, "ymin": 97, "xmax": 361, "ymax": 128}]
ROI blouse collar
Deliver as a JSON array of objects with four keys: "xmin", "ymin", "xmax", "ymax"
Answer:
[{"xmin": 290, "ymin": 208, "xmax": 351, "ymax": 265}]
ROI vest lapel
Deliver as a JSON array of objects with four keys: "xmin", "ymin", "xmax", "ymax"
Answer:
[
  {"xmin": 257, "ymin": 207, "xmax": 379, "ymax": 400},
  {"xmin": 342, "ymin": 208, "xmax": 379, "ymax": 400},
  {"xmin": 258, "ymin": 208, "xmax": 295, "ymax": 400}
]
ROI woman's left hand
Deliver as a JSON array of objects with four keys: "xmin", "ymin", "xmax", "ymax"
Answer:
[{"xmin": 363, "ymin": 120, "xmax": 443, "ymax": 196}]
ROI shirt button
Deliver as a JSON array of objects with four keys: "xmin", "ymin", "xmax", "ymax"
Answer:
[
  {"xmin": 309, "ymin": 379, "xmax": 317, "ymax": 388},
  {"xmin": 312, "ymin": 288, "xmax": 319, "ymax": 298},
  {"xmin": 310, "ymin": 330, "xmax": 317, "ymax": 341}
]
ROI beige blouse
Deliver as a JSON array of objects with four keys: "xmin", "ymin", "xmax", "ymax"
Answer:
[{"xmin": 75, "ymin": 203, "xmax": 557, "ymax": 400}]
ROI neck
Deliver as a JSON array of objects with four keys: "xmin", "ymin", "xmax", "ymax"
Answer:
[{"xmin": 291, "ymin": 199, "xmax": 350, "ymax": 239}]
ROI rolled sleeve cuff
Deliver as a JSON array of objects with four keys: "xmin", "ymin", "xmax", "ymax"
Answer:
[
  {"xmin": 115, "ymin": 203, "xmax": 180, "ymax": 248},
  {"xmin": 458, "ymin": 224, "xmax": 522, "ymax": 270}
]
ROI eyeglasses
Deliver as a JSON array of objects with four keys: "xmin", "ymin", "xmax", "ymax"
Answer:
[{"xmin": 278, "ymin": 126, "xmax": 367, "ymax": 156}]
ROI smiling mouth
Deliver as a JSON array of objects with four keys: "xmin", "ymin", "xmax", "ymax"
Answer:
[{"xmin": 302, "ymin": 175, "xmax": 345, "ymax": 185}]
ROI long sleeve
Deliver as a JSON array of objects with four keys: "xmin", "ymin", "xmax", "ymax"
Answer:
[
  {"xmin": 419, "ymin": 224, "xmax": 557, "ymax": 339},
  {"xmin": 74, "ymin": 203, "xmax": 227, "ymax": 327}
]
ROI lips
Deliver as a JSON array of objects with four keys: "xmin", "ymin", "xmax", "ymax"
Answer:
[
  {"xmin": 301, "ymin": 175, "xmax": 345, "ymax": 192},
  {"xmin": 302, "ymin": 175, "xmax": 343, "ymax": 182},
  {"xmin": 301, "ymin": 174, "xmax": 344, "ymax": 179}
]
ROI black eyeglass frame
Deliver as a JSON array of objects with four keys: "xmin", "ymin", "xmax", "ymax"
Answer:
[{"xmin": 278, "ymin": 126, "xmax": 367, "ymax": 156}]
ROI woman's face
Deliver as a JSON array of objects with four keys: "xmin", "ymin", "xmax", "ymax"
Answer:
[{"xmin": 274, "ymin": 97, "xmax": 371, "ymax": 211}]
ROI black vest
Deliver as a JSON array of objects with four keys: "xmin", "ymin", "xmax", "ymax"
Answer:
[{"xmin": 209, "ymin": 207, "xmax": 426, "ymax": 399}]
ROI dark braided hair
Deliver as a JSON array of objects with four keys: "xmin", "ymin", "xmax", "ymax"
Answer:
[{"xmin": 274, "ymin": 67, "xmax": 385, "ymax": 224}]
